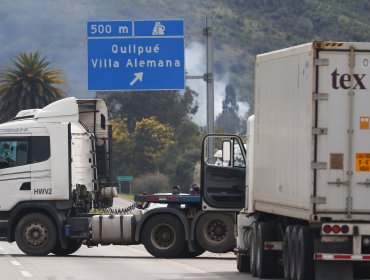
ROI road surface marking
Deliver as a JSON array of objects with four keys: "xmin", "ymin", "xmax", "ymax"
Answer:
[
  {"xmin": 11, "ymin": 260, "xmax": 22, "ymax": 266},
  {"xmin": 20, "ymin": 271, "xmax": 32, "ymax": 278}
]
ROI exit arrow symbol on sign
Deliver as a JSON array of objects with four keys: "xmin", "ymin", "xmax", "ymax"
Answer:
[{"xmin": 130, "ymin": 72, "xmax": 144, "ymax": 86}]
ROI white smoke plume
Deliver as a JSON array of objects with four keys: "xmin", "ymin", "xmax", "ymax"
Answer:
[{"xmin": 185, "ymin": 41, "xmax": 249, "ymax": 127}]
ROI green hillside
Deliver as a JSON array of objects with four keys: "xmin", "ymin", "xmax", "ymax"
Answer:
[
  {"xmin": 212, "ymin": 0, "xmax": 370, "ymax": 113},
  {"xmin": 139, "ymin": 0, "xmax": 370, "ymax": 113}
]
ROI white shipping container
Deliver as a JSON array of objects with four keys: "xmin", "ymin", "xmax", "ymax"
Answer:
[{"xmin": 252, "ymin": 41, "xmax": 370, "ymax": 222}]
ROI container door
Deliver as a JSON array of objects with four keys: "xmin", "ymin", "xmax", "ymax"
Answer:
[
  {"xmin": 201, "ymin": 134, "xmax": 246, "ymax": 210},
  {"xmin": 315, "ymin": 46, "xmax": 370, "ymax": 216}
]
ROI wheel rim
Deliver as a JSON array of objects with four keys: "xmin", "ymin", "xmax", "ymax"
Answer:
[
  {"xmin": 24, "ymin": 222, "xmax": 48, "ymax": 247},
  {"xmin": 151, "ymin": 223, "xmax": 176, "ymax": 249},
  {"xmin": 204, "ymin": 219, "xmax": 228, "ymax": 242}
]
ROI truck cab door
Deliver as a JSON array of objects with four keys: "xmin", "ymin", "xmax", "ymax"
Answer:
[
  {"xmin": 201, "ymin": 134, "xmax": 246, "ymax": 210},
  {"xmin": 0, "ymin": 136, "xmax": 31, "ymax": 211}
]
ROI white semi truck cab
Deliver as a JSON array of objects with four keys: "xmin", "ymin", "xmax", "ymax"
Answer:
[
  {"xmin": 0, "ymin": 97, "xmax": 245, "ymax": 258},
  {"xmin": 0, "ymin": 97, "xmax": 116, "ymax": 255}
]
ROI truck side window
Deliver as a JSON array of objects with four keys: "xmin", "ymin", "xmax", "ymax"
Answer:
[
  {"xmin": 31, "ymin": 136, "xmax": 50, "ymax": 163},
  {"xmin": 0, "ymin": 139, "xmax": 29, "ymax": 168},
  {"xmin": 233, "ymin": 142, "xmax": 246, "ymax": 168}
]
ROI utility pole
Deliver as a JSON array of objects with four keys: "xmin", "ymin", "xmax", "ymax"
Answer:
[
  {"xmin": 185, "ymin": 16, "xmax": 214, "ymax": 158},
  {"xmin": 185, "ymin": 16, "xmax": 214, "ymax": 134},
  {"xmin": 205, "ymin": 17, "xmax": 214, "ymax": 135}
]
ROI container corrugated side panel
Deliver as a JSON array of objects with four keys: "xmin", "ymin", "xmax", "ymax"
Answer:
[
  {"xmin": 253, "ymin": 43, "xmax": 315, "ymax": 221},
  {"xmin": 315, "ymin": 42, "xmax": 370, "ymax": 220}
]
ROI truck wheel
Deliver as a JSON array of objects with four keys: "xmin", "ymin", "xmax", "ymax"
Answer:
[
  {"xmin": 296, "ymin": 226, "xmax": 314, "ymax": 280},
  {"xmin": 142, "ymin": 214, "xmax": 185, "ymax": 258},
  {"xmin": 237, "ymin": 253, "xmax": 250, "ymax": 272},
  {"xmin": 178, "ymin": 245, "xmax": 205, "ymax": 258},
  {"xmin": 249, "ymin": 223, "xmax": 258, "ymax": 276},
  {"xmin": 256, "ymin": 222, "xmax": 277, "ymax": 278},
  {"xmin": 283, "ymin": 226, "xmax": 293, "ymax": 279},
  {"xmin": 15, "ymin": 213, "xmax": 57, "ymax": 256},
  {"xmin": 52, "ymin": 240, "xmax": 82, "ymax": 256},
  {"xmin": 289, "ymin": 226, "xmax": 299, "ymax": 280},
  {"xmin": 195, "ymin": 212, "xmax": 235, "ymax": 253}
]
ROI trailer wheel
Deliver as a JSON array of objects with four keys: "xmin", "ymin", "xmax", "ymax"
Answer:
[
  {"xmin": 249, "ymin": 223, "xmax": 258, "ymax": 276},
  {"xmin": 237, "ymin": 253, "xmax": 250, "ymax": 272},
  {"xmin": 52, "ymin": 240, "xmax": 82, "ymax": 256},
  {"xmin": 289, "ymin": 226, "xmax": 299, "ymax": 280},
  {"xmin": 142, "ymin": 214, "xmax": 185, "ymax": 258},
  {"xmin": 283, "ymin": 226, "xmax": 293, "ymax": 279},
  {"xmin": 296, "ymin": 226, "xmax": 314, "ymax": 280},
  {"xmin": 256, "ymin": 222, "xmax": 277, "ymax": 278},
  {"xmin": 15, "ymin": 213, "xmax": 57, "ymax": 256},
  {"xmin": 195, "ymin": 212, "xmax": 235, "ymax": 253}
]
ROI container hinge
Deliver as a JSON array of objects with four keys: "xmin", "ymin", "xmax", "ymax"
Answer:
[
  {"xmin": 313, "ymin": 93, "xmax": 329, "ymax": 101},
  {"xmin": 314, "ymin": 58, "xmax": 329, "ymax": 66},
  {"xmin": 312, "ymin": 127, "xmax": 328, "ymax": 135},
  {"xmin": 312, "ymin": 162, "xmax": 327, "ymax": 169},
  {"xmin": 311, "ymin": 196, "xmax": 327, "ymax": 204}
]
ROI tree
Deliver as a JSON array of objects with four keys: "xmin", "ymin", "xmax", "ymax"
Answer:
[
  {"xmin": 109, "ymin": 117, "xmax": 135, "ymax": 177},
  {"xmin": 216, "ymin": 84, "xmax": 241, "ymax": 134},
  {"xmin": 97, "ymin": 87, "xmax": 198, "ymax": 131},
  {"xmin": 110, "ymin": 116, "xmax": 175, "ymax": 177},
  {"xmin": 156, "ymin": 118, "xmax": 202, "ymax": 187},
  {"xmin": 133, "ymin": 117, "xmax": 175, "ymax": 173},
  {"xmin": 0, "ymin": 52, "xmax": 67, "ymax": 123},
  {"xmin": 100, "ymin": 87, "xmax": 200, "ymax": 185}
]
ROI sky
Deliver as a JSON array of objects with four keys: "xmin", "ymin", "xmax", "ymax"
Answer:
[{"xmin": 0, "ymin": 0, "xmax": 249, "ymax": 126}]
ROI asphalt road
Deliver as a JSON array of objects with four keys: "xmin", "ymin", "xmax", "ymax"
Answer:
[
  {"xmin": 0, "ymin": 197, "xmax": 261, "ymax": 280},
  {"xmin": 0, "ymin": 241, "xmax": 254, "ymax": 280}
]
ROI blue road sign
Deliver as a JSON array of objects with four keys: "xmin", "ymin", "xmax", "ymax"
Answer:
[{"xmin": 87, "ymin": 20, "xmax": 185, "ymax": 91}]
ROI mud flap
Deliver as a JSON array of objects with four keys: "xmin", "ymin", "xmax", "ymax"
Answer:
[{"xmin": 315, "ymin": 261, "xmax": 353, "ymax": 280}]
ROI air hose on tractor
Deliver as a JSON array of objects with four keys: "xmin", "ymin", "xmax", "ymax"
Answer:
[{"xmin": 90, "ymin": 201, "xmax": 140, "ymax": 215}]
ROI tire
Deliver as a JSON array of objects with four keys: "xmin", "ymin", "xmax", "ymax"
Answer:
[
  {"xmin": 283, "ymin": 226, "xmax": 293, "ymax": 280},
  {"xmin": 15, "ymin": 213, "xmax": 57, "ymax": 256},
  {"xmin": 250, "ymin": 223, "xmax": 258, "ymax": 277},
  {"xmin": 256, "ymin": 222, "xmax": 277, "ymax": 278},
  {"xmin": 289, "ymin": 226, "xmax": 299, "ymax": 280},
  {"xmin": 237, "ymin": 253, "xmax": 250, "ymax": 272},
  {"xmin": 296, "ymin": 226, "xmax": 314, "ymax": 280},
  {"xmin": 142, "ymin": 214, "xmax": 185, "ymax": 258},
  {"xmin": 52, "ymin": 240, "xmax": 82, "ymax": 256},
  {"xmin": 195, "ymin": 212, "xmax": 235, "ymax": 253},
  {"xmin": 178, "ymin": 245, "xmax": 205, "ymax": 258}
]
